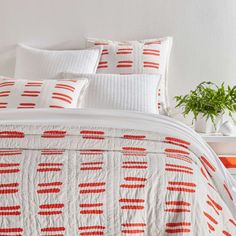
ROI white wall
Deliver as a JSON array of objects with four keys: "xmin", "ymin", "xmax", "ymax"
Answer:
[{"xmin": 0, "ymin": 0, "xmax": 236, "ymax": 109}]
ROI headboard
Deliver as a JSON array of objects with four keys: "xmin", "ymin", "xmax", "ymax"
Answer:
[{"xmin": 0, "ymin": 0, "xmax": 235, "ymax": 108}]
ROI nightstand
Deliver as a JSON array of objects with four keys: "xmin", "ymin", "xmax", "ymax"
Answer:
[{"xmin": 200, "ymin": 134, "xmax": 236, "ymax": 179}]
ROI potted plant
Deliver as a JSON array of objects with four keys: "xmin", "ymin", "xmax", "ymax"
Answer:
[{"xmin": 175, "ymin": 82, "xmax": 236, "ymax": 133}]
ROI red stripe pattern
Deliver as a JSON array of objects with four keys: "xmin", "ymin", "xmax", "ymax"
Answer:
[
  {"xmin": 0, "ymin": 78, "xmax": 88, "ymax": 109},
  {"xmin": 0, "ymin": 127, "xmax": 235, "ymax": 235}
]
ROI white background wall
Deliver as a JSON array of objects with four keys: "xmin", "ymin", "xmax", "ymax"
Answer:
[{"xmin": 0, "ymin": 0, "xmax": 236, "ymax": 110}]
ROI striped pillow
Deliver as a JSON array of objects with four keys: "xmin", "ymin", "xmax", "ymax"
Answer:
[
  {"xmin": 0, "ymin": 77, "xmax": 88, "ymax": 109},
  {"xmin": 87, "ymin": 37, "xmax": 172, "ymax": 114}
]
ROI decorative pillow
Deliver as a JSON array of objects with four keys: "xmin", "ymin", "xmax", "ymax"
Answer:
[
  {"xmin": 0, "ymin": 77, "xmax": 88, "ymax": 109},
  {"xmin": 87, "ymin": 37, "xmax": 172, "ymax": 113},
  {"xmin": 63, "ymin": 73, "xmax": 161, "ymax": 114},
  {"xmin": 15, "ymin": 44, "xmax": 102, "ymax": 79}
]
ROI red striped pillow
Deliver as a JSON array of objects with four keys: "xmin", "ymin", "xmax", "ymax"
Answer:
[
  {"xmin": 87, "ymin": 37, "xmax": 173, "ymax": 114},
  {"xmin": 0, "ymin": 77, "xmax": 88, "ymax": 109}
]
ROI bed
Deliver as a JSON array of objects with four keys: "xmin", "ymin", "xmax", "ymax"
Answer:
[{"xmin": 0, "ymin": 108, "xmax": 235, "ymax": 235}]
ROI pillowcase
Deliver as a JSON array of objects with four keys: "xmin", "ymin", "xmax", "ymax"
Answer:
[
  {"xmin": 15, "ymin": 44, "xmax": 102, "ymax": 80},
  {"xmin": 87, "ymin": 37, "xmax": 172, "ymax": 113},
  {"xmin": 63, "ymin": 73, "xmax": 161, "ymax": 114},
  {"xmin": 0, "ymin": 77, "xmax": 88, "ymax": 109}
]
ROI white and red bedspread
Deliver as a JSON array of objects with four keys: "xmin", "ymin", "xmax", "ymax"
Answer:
[{"xmin": 0, "ymin": 109, "xmax": 235, "ymax": 236}]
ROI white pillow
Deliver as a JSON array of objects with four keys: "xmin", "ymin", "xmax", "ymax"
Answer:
[
  {"xmin": 15, "ymin": 44, "xmax": 102, "ymax": 79},
  {"xmin": 63, "ymin": 73, "xmax": 161, "ymax": 114},
  {"xmin": 87, "ymin": 37, "xmax": 172, "ymax": 114},
  {"xmin": 0, "ymin": 77, "xmax": 88, "ymax": 109}
]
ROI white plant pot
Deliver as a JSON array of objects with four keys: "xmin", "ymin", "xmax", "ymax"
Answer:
[{"xmin": 194, "ymin": 113, "xmax": 223, "ymax": 134}]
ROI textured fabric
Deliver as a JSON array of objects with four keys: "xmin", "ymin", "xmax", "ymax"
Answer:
[
  {"xmin": 63, "ymin": 73, "xmax": 161, "ymax": 114},
  {"xmin": 15, "ymin": 44, "xmax": 102, "ymax": 79},
  {"xmin": 87, "ymin": 37, "xmax": 172, "ymax": 113},
  {"xmin": 0, "ymin": 77, "xmax": 88, "ymax": 109},
  {"xmin": 0, "ymin": 109, "xmax": 235, "ymax": 235}
]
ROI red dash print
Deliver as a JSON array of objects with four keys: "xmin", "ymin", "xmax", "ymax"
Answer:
[
  {"xmin": 25, "ymin": 82, "xmax": 42, "ymax": 87},
  {"xmin": 42, "ymin": 130, "xmax": 66, "ymax": 138},
  {"xmin": 116, "ymin": 48, "xmax": 133, "ymax": 55},
  {"xmin": 122, "ymin": 147, "xmax": 147, "ymax": 156},
  {"xmin": 98, "ymin": 61, "xmax": 108, "ymax": 69},
  {"xmin": 165, "ymin": 148, "xmax": 190, "ymax": 155},
  {"xmin": 37, "ymin": 162, "xmax": 63, "ymax": 172},
  {"xmin": 165, "ymin": 163, "xmax": 193, "ymax": 175},
  {"xmin": 203, "ymin": 211, "xmax": 218, "ymax": 224},
  {"xmin": 165, "ymin": 137, "xmax": 190, "ymax": 146},
  {"xmin": 41, "ymin": 149, "xmax": 65, "ymax": 155},
  {"xmin": 79, "ymin": 226, "xmax": 105, "ymax": 230},
  {"xmin": 143, "ymin": 49, "xmax": 160, "ymax": 56},
  {"xmin": 21, "ymin": 91, "xmax": 40, "ymax": 97},
  {"xmin": 0, "ymin": 205, "xmax": 21, "ymax": 216},
  {"xmin": 0, "ymin": 149, "xmax": 22, "ymax": 156},
  {"xmin": 80, "ymin": 202, "xmax": 103, "ymax": 215},
  {"xmin": 80, "ymin": 149, "xmax": 105, "ymax": 155},
  {"xmin": 121, "ymin": 223, "xmax": 146, "ymax": 234},
  {"xmin": 80, "ymin": 130, "xmax": 104, "ymax": 140},
  {"xmin": 229, "ymin": 218, "xmax": 236, "ymax": 227},
  {"xmin": 167, "ymin": 187, "xmax": 195, "ymax": 193},
  {"xmin": 124, "ymin": 177, "xmax": 147, "ymax": 182},
  {"xmin": 0, "ymin": 182, "xmax": 19, "ymax": 194},
  {"xmin": 123, "ymin": 135, "xmax": 146, "ymax": 140},
  {"xmin": 143, "ymin": 61, "xmax": 159, "ymax": 69},
  {"xmin": 222, "ymin": 230, "xmax": 232, "ymax": 236},
  {"xmin": 0, "ymin": 81, "xmax": 15, "ymax": 88},
  {"xmin": 120, "ymin": 199, "xmax": 144, "ymax": 204},
  {"xmin": 101, "ymin": 49, "xmax": 109, "ymax": 55},
  {"xmin": 0, "ymin": 227, "xmax": 23, "ymax": 233},
  {"xmin": 121, "ymin": 230, "xmax": 144, "ymax": 234},
  {"xmin": 206, "ymin": 194, "xmax": 222, "ymax": 215},
  {"xmin": 79, "ymin": 224, "xmax": 105, "ymax": 235},
  {"xmin": 80, "ymin": 161, "xmax": 103, "ymax": 171},
  {"xmin": 224, "ymin": 182, "xmax": 233, "ymax": 201},
  {"xmin": 120, "ymin": 184, "xmax": 145, "ymax": 189},
  {"xmin": 165, "ymin": 229, "xmax": 191, "ymax": 234},
  {"xmin": 122, "ymin": 147, "xmax": 146, "ymax": 151},
  {"xmin": 0, "ymin": 91, "xmax": 10, "ymax": 97},
  {"xmin": 0, "ymin": 102, "xmax": 8, "ymax": 108},
  {"xmin": 200, "ymin": 156, "xmax": 216, "ymax": 172},
  {"xmin": 18, "ymin": 103, "xmax": 36, "ymax": 109},
  {"xmin": 165, "ymin": 208, "xmax": 190, "ymax": 213},
  {"xmin": 0, "ymin": 131, "xmax": 24, "ymax": 138},
  {"xmin": 0, "ymin": 163, "xmax": 20, "ymax": 174},
  {"xmin": 117, "ymin": 60, "xmax": 133, "ymax": 68},
  {"xmin": 144, "ymin": 41, "xmax": 161, "ymax": 45},
  {"xmin": 207, "ymin": 223, "xmax": 215, "ymax": 232},
  {"xmin": 95, "ymin": 42, "xmax": 109, "ymax": 46},
  {"xmin": 165, "ymin": 201, "xmax": 190, "ymax": 206},
  {"xmin": 121, "ymin": 205, "xmax": 144, "ymax": 210},
  {"xmin": 122, "ymin": 161, "xmax": 147, "ymax": 169},
  {"xmin": 37, "ymin": 182, "xmax": 62, "ymax": 194},
  {"xmin": 166, "ymin": 154, "xmax": 192, "ymax": 164},
  {"xmin": 41, "ymin": 227, "xmax": 65, "ymax": 232},
  {"xmin": 52, "ymin": 92, "xmax": 72, "ymax": 104},
  {"xmin": 38, "ymin": 203, "xmax": 64, "ymax": 216},
  {"xmin": 55, "ymin": 83, "xmax": 75, "ymax": 92},
  {"xmin": 79, "ymin": 182, "xmax": 106, "ymax": 195},
  {"xmin": 165, "ymin": 221, "xmax": 191, "ymax": 233},
  {"xmin": 168, "ymin": 181, "xmax": 196, "ymax": 187},
  {"xmin": 49, "ymin": 105, "xmax": 64, "ymax": 108}
]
